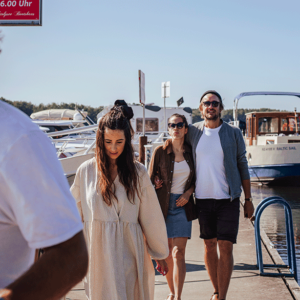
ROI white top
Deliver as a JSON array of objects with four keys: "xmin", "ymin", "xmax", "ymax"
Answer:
[
  {"xmin": 195, "ymin": 125, "xmax": 230, "ymax": 199},
  {"xmin": 0, "ymin": 100, "xmax": 83, "ymax": 288},
  {"xmin": 71, "ymin": 158, "xmax": 168, "ymax": 300},
  {"xmin": 171, "ymin": 160, "xmax": 190, "ymax": 194}
]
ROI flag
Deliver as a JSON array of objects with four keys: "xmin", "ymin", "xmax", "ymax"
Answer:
[{"xmin": 177, "ymin": 97, "xmax": 184, "ymax": 107}]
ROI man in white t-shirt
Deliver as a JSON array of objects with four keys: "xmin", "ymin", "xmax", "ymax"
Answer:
[
  {"xmin": 0, "ymin": 100, "xmax": 88, "ymax": 300},
  {"xmin": 186, "ymin": 91, "xmax": 254, "ymax": 300}
]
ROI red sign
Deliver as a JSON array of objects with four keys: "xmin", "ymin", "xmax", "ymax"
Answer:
[{"xmin": 0, "ymin": 0, "xmax": 41, "ymax": 25}]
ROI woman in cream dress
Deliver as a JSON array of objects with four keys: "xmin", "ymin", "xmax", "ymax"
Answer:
[{"xmin": 71, "ymin": 100, "xmax": 169, "ymax": 300}]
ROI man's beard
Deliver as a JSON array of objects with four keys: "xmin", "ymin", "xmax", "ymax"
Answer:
[{"xmin": 204, "ymin": 112, "xmax": 218, "ymax": 121}]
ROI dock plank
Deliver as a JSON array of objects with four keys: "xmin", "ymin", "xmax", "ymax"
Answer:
[{"xmin": 66, "ymin": 203, "xmax": 295, "ymax": 300}]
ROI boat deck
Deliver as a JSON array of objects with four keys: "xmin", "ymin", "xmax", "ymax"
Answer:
[{"xmin": 65, "ymin": 200, "xmax": 299, "ymax": 300}]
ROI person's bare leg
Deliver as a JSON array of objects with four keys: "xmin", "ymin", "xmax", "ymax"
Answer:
[
  {"xmin": 204, "ymin": 238, "xmax": 218, "ymax": 296},
  {"xmin": 217, "ymin": 240, "xmax": 233, "ymax": 300},
  {"xmin": 165, "ymin": 238, "xmax": 175, "ymax": 299},
  {"xmin": 172, "ymin": 237, "xmax": 188, "ymax": 300}
]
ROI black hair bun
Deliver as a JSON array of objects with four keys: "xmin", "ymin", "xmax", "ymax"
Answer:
[{"xmin": 114, "ymin": 99, "xmax": 134, "ymax": 120}]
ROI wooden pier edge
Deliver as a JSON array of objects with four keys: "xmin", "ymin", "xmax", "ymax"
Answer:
[
  {"xmin": 249, "ymin": 217, "xmax": 300, "ymax": 299},
  {"xmin": 65, "ymin": 201, "xmax": 299, "ymax": 300}
]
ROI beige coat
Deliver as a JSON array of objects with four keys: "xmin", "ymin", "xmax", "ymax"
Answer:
[{"xmin": 71, "ymin": 158, "xmax": 169, "ymax": 300}]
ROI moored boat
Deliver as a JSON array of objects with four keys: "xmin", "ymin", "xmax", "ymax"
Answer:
[
  {"xmin": 42, "ymin": 104, "xmax": 192, "ymax": 185},
  {"xmin": 233, "ymin": 92, "xmax": 300, "ymax": 185}
]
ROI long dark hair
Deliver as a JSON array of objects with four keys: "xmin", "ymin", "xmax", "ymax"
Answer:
[{"xmin": 95, "ymin": 100, "xmax": 140, "ymax": 205}]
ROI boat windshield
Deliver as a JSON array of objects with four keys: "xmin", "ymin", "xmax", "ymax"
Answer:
[
  {"xmin": 136, "ymin": 118, "xmax": 159, "ymax": 133},
  {"xmin": 258, "ymin": 117, "xmax": 278, "ymax": 133},
  {"xmin": 281, "ymin": 117, "xmax": 300, "ymax": 132}
]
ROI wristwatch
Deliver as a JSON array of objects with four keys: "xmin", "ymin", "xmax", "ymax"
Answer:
[{"xmin": 245, "ymin": 197, "xmax": 253, "ymax": 202}]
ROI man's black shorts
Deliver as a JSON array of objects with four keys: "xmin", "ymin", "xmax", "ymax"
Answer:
[{"xmin": 196, "ymin": 198, "xmax": 240, "ymax": 244}]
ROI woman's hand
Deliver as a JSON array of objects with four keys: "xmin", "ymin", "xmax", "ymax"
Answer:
[
  {"xmin": 154, "ymin": 175, "xmax": 163, "ymax": 189},
  {"xmin": 176, "ymin": 191, "xmax": 191, "ymax": 207},
  {"xmin": 155, "ymin": 259, "xmax": 168, "ymax": 276}
]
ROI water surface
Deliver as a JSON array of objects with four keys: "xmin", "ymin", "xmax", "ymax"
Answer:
[{"xmin": 251, "ymin": 185, "xmax": 300, "ymax": 282}]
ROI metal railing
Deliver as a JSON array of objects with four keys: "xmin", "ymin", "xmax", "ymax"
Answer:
[
  {"xmin": 144, "ymin": 145, "xmax": 153, "ymax": 169},
  {"xmin": 46, "ymin": 125, "xmax": 169, "ymax": 159},
  {"xmin": 132, "ymin": 131, "xmax": 170, "ymax": 144},
  {"xmin": 46, "ymin": 124, "xmax": 98, "ymax": 137},
  {"xmin": 46, "ymin": 125, "xmax": 98, "ymax": 157},
  {"xmin": 254, "ymin": 196, "xmax": 297, "ymax": 281}
]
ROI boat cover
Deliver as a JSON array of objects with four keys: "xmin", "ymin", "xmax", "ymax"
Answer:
[{"xmin": 30, "ymin": 109, "xmax": 87, "ymax": 120}]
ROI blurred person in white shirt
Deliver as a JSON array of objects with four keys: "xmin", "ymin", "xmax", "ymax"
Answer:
[{"xmin": 0, "ymin": 100, "xmax": 88, "ymax": 300}]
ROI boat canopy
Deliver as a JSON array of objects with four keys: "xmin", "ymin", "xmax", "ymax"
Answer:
[
  {"xmin": 145, "ymin": 105, "xmax": 161, "ymax": 112},
  {"xmin": 31, "ymin": 109, "xmax": 87, "ymax": 120},
  {"xmin": 233, "ymin": 92, "xmax": 300, "ymax": 121},
  {"xmin": 183, "ymin": 107, "xmax": 192, "ymax": 114},
  {"xmin": 33, "ymin": 120, "xmax": 85, "ymax": 126}
]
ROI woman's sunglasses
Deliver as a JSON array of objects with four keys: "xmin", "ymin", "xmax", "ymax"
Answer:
[
  {"xmin": 202, "ymin": 101, "xmax": 220, "ymax": 108},
  {"xmin": 168, "ymin": 122, "xmax": 184, "ymax": 129}
]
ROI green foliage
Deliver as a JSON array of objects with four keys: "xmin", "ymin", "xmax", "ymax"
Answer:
[
  {"xmin": 192, "ymin": 107, "xmax": 281, "ymax": 123},
  {"xmin": 192, "ymin": 108, "xmax": 203, "ymax": 123},
  {"xmin": 1, "ymin": 97, "xmax": 34, "ymax": 118},
  {"xmin": 0, "ymin": 97, "xmax": 104, "ymax": 123},
  {"xmin": 1, "ymin": 96, "xmax": 282, "ymax": 124}
]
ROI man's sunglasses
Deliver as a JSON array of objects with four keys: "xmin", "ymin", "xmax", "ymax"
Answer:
[
  {"xmin": 168, "ymin": 122, "xmax": 184, "ymax": 129},
  {"xmin": 202, "ymin": 101, "xmax": 220, "ymax": 108}
]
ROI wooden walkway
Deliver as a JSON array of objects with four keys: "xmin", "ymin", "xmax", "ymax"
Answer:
[{"xmin": 65, "ymin": 202, "xmax": 298, "ymax": 300}]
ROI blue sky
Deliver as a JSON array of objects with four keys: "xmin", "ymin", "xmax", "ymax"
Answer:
[{"xmin": 1, "ymin": 0, "xmax": 300, "ymax": 111}]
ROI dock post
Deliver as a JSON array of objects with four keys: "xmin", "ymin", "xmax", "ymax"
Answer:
[
  {"xmin": 139, "ymin": 136, "xmax": 148, "ymax": 165},
  {"xmin": 144, "ymin": 144, "xmax": 153, "ymax": 170}
]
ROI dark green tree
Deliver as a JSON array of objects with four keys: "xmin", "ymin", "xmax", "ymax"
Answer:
[
  {"xmin": 1, "ymin": 96, "xmax": 282, "ymax": 124},
  {"xmin": 0, "ymin": 98, "xmax": 104, "ymax": 123}
]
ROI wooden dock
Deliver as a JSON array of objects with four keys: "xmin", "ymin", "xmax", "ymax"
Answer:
[{"xmin": 65, "ymin": 200, "xmax": 299, "ymax": 300}]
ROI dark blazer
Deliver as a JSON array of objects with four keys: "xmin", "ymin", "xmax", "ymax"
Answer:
[{"xmin": 148, "ymin": 140, "xmax": 197, "ymax": 221}]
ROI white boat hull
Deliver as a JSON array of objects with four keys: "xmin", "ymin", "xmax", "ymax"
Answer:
[
  {"xmin": 246, "ymin": 144, "xmax": 300, "ymax": 184},
  {"xmin": 60, "ymin": 153, "xmax": 95, "ymax": 186}
]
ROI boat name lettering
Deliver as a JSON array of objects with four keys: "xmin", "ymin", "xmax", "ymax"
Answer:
[{"xmin": 262, "ymin": 147, "xmax": 296, "ymax": 151}]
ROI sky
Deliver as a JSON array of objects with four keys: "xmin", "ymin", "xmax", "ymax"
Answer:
[{"xmin": 1, "ymin": 0, "xmax": 300, "ymax": 111}]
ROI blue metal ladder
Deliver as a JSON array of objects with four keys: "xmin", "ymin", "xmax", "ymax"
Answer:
[{"xmin": 254, "ymin": 196, "xmax": 297, "ymax": 281}]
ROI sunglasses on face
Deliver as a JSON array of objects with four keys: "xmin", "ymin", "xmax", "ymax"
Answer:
[
  {"xmin": 202, "ymin": 101, "xmax": 220, "ymax": 108},
  {"xmin": 168, "ymin": 122, "xmax": 184, "ymax": 129}
]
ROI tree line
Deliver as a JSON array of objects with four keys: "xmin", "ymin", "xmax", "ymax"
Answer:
[
  {"xmin": 1, "ymin": 97, "xmax": 281, "ymax": 124},
  {"xmin": 192, "ymin": 107, "xmax": 281, "ymax": 123},
  {"xmin": 0, "ymin": 97, "xmax": 104, "ymax": 123}
]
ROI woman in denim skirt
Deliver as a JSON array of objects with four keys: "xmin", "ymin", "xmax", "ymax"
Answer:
[{"xmin": 149, "ymin": 113, "xmax": 197, "ymax": 300}]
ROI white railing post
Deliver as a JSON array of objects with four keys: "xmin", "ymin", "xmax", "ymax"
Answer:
[{"xmin": 144, "ymin": 145, "xmax": 153, "ymax": 170}]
